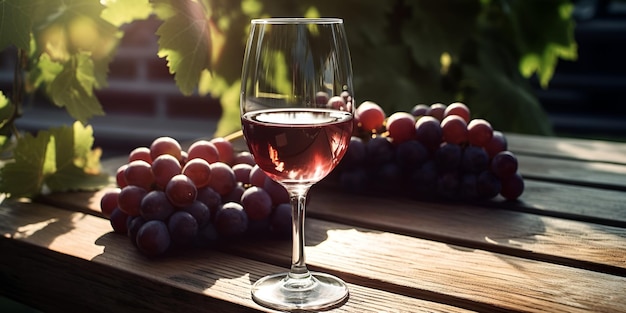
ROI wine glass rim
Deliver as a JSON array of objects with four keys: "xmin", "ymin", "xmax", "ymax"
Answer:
[{"xmin": 251, "ymin": 18, "xmax": 343, "ymax": 24}]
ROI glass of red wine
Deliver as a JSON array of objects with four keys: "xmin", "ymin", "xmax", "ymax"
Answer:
[{"xmin": 240, "ymin": 18, "xmax": 354, "ymax": 311}]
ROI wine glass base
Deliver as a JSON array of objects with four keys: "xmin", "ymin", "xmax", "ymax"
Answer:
[{"xmin": 251, "ymin": 272, "xmax": 349, "ymax": 311}]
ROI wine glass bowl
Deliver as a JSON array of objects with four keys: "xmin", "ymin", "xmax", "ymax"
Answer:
[{"xmin": 240, "ymin": 18, "xmax": 353, "ymax": 311}]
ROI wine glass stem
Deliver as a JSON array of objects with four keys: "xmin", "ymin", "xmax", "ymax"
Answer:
[{"xmin": 288, "ymin": 187, "xmax": 311, "ymax": 279}]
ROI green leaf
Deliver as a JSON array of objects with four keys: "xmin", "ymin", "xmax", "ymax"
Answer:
[
  {"xmin": 0, "ymin": 122, "xmax": 109, "ymax": 198},
  {"xmin": 44, "ymin": 122, "xmax": 109, "ymax": 192},
  {"xmin": 154, "ymin": 0, "xmax": 213, "ymax": 95},
  {"xmin": 0, "ymin": 91, "xmax": 14, "ymax": 128},
  {"xmin": 29, "ymin": 53, "xmax": 65, "ymax": 89},
  {"xmin": 48, "ymin": 53, "xmax": 105, "ymax": 124},
  {"xmin": 0, "ymin": 131, "xmax": 53, "ymax": 198},
  {"xmin": 100, "ymin": 0, "xmax": 152, "ymax": 27},
  {"xmin": 0, "ymin": 0, "xmax": 35, "ymax": 50}
]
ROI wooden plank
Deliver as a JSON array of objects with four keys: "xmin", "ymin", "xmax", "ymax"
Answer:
[
  {"xmin": 517, "ymin": 154, "xmax": 626, "ymax": 190},
  {"xmin": 507, "ymin": 133, "xmax": 626, "ymax": 165},
  {"xmin": 0, "ymin": 201, "xmax": 477, "ymax": 313},
  {"xmin": 304, "ymin": 184, "xmax": 626, "ymax": 274}
]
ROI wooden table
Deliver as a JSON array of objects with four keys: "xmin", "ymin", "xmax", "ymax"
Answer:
[{"xmin": 1, "ymin": 133, "xmax": 625, "ymax": 312}]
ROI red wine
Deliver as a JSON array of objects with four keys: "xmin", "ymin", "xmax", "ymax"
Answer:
[{"xmin": 242, "ymin": 108, "xmax": 353, "ymax": 185}]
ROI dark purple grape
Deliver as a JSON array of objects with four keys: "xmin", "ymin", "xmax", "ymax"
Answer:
[
  {"xmin": 491, "ymin": 151, "xmax": 518, "ymax": 179},
  {"xmin": 110, "ymin": 207, "xmax": 130, "ymax": 234},
  {"xmin": 434, "ymin": 143, "xmax": 462, "ymax": 172},
  {"xmin": 241, "ymin": 186, "xmax": 273, "ymax": 221},
  {"xmin": 500, "ymin": 172, "xmax": 524, "ymax": 200},
  {"xmin": 462, "ymin": 145, "xmax": 489, "ymax": 174},
  {"xmin": 247, "ymin": 218, "xmax": 271, "ymax": 236},
  {"xmin": 223, "ymin": 183, "xmax": 245, "ymax": 204},
  {"xmin": 182, "ymin": 200, "xmax": 211, "ymax": 228},
  {"xmin": 136, "ymin": 220, "xmax": 171, "ymax": 257},
  {"xmin": 214, "ymin": 202, "xmax": 248, "ymax": 238},
  {"xmin": 366, "ymin": 136, "xmax": 394, "ymax": 167},
  {"xmin": 395, "ymin": 140, "xmax": 429, "ymax": 170},
  {"xmin": 249, "ymin": 164, "xmax": 269, "ymax": 187},
  {"xmin": 196, "ymin": 186, "xmax": 222, "ymax": 219},
  {"xmin": 269, "ymin": 203, "xmax": 292, "ymax": 238},
  {"xmin": 207, "ymin": 162, "xmax": 236, "ymax": 196},
  {"xmin": 428, "ymin": 103, "xmax": 447, "ymax": 121},
  {"xmin": 339, "ymin": 136, "xmax": 366, "ymax": 170},
  {"xmin": 415, "ymin": 116, "xmax": 443, "ymax": 151},
  {"xmin": 485, "ymin": 130, "xmax": 508, "ymax": 158},
  {"xmin": 168, "ymin": 211, "xmax": 199, "ymax": 247},
  {"xmin": 127, "ymin": 216, "xmax": 146, "ymax": 247},
  {"xmin": 437, "ymin": 171, "xmax": 460, "ymax": 198},
  {"xmin": 410, "ymin": 104, "xmax": 430, "ymax": 117},
  {"xmin": 459, "ymin": 174, "xmax": 478, "ymax": 199},
  {"xmin": 409, "ymin": 161, "xmax": 438, "ymax": 195},
  {"xmin": 477, "ymin": 171, "xmax": 502, "ymax": 199},
  {"xmin": 195, "ymin": 223, "xmax": 218, "ymax": 248},
  {"xmin": 339, "ymin": 168, "xmax": 369, "ymax": 194},
  {"xmin": 375, "ymin": 162, "xmax": 401, "ymax": 188},
  {"xmin": 140, "ymin": 190, "xmax": 175, "ymax": 221}
]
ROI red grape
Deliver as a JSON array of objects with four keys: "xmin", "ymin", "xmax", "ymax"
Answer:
[
  {"xmin": 444, "ymin": 102, "xmax": 470, "ymax": 123},
  {"xmin": 467, "ymin": 119, "xmax": 493, "ymax": 147},
  {"xmin": 210, "ymin": 137, "xmax": 235, "ymax": 165},
  {"xmin": 118, "ymin": 185, "xmax": 147, "ymax": 216},
  {"xmin": 100, "ymin": 188, "xmax": 121, "ymax": 218},
  {"xmin": 182, "ymin": 158, "xmax": 212, "ymax": 188},
  {"xmin": 187, "ymin": 140, "xmax": 220, "ymax": 164},
  {"xmin": 116, "ymin": 164, "xmax": 128, "ymax": 188},
  {"xmin": 315, "ymin": 91, "xmax": 329, "ymax": 105},
  {"xmin": 241, "ymin": 186, "xmax": 273, "ymax": 221},
  {"xmin": 165, "ymin": 174, "xmax": 198, "ymax": 208},
  {"xmin": 356, "ymin": 101, "xmax": 385, "ymax": 132},
  {"xmin": 233, "ymin": 151, "xmax": 256, "ymax": 166},
  {"xmin": 124, "ymin": 160, "xmax": 154, "ymax": 190},
  {"xmin": 207, "ymin": 162, "xmax": 236, "ymax": 196},
  {"xmin": 129, "ymin": 147, "xmax": 152, "ymax": 164},
  {"xmin": 250, "ymin": 164, "xmax": 269, "ymax": 187},
  {"xmin": 150, "ymin": 136, "xmax": 182, "ymax": 162},
  {"xmin": 151, "ymin": 154, "xmax": 181, "ymax": 190},
  {"xmin": 136, "ymin": 220, "xmax": 170, "ymax": 257},
  {"xmin": 327, "ymin": 96, "xmax": 347, "ymax": 111},
  {"xmin": 232, "ymin": 163, "xmax": 253, "ymax": 185},
  {"xmin": 386, "ymin": 112, "xmax": 416, "ymax": 144},
  {"xmin": 223, "ymin": 183, "xmax": 245, "ymax": 204},
  {"xmin": 441, "ymin": 115, "xmax": 468, "ymax": 145}
]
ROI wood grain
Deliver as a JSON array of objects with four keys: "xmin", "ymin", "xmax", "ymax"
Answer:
[{"xmin": 0, "ymin": 200, "xmax": 475, "ymax": 313}]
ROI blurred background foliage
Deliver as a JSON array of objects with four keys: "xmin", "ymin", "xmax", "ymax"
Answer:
[
  {"xmin": 198, "ymin": 0, "xmax": 577, "ymax": 137},
  {"xmin": 0, "ymin": 0, "xmax": 577, "ymax": 197}
]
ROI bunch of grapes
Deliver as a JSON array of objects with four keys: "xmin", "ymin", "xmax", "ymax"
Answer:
[
  {"xmin": 99, "ymin": 137, "xmax": 293, "ymax": 257},
  {"xmin": 335, "ymin": 101, "xmax": 524, "ymax": 201}
]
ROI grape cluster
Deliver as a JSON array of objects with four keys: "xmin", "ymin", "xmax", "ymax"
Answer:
[
  {"xmin": 100, "ymin": 137, "xmax": 292, "ymax": 257},
  {"xmin": 335, "ymin": 101, "xmax": 524, "ymax": 201}
]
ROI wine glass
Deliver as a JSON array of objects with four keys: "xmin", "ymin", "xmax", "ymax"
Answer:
[{"xmin": 240, "ymin": 18, "xmax": 354, "ymax": 311}]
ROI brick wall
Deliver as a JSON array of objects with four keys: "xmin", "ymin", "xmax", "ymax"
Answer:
[{"xmin": 0, "ymin": 16, "xmax": 224, "ymax": 157}]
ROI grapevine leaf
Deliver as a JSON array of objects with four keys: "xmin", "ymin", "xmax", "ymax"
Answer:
[
  {"xmin": 44, "ymin": 122, "xmax": 109, "ymax": 192},
  {"xmin": 0, "ymin": 92, "xmax": 13, "ymax": 150},
  {"xmin": 154, "ymin": 0, "xmax": 212, "ymax": 95},
  {"xmin": 0, "ymin": 0, "xmax": 35, "ymax": 50},
  {"xmin": 48, "ymin": 53, "xmax": 105, "ymax": 124},
  {"xmin": 29, "ymin": 53, "xmax": 64, "ymax": 90},
  {"xmin": 0, "ymin": 131, "xmax": 53, "ymax": 198},
  {"xmin": 100, "ymin": 0, "xmax": 152, "ymax": 27}
]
